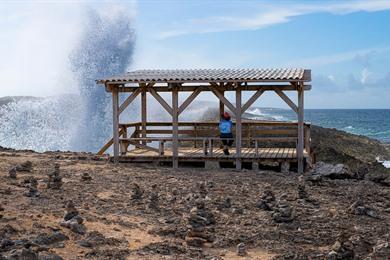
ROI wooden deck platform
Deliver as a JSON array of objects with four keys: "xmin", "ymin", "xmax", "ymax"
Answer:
[{"xmin": 117, "ymin": 147, "xmax": 309, "ymax": 163}]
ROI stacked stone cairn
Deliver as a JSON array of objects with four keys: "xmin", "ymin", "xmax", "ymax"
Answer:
[
  {"xmin": 256, "ymin": 187, "xmax": 276, "ymax": 211},
  {"xmin": 24, "ymin": 177, "xmax": 39, "ymax": 197},
  {"xmin": 272, "ymin": 195, "xmax": 294, "ymax": 223},
  {"xmin": 185, "ymin": 199, "xmax": 215, "ymax": 247},
  {"xmin": 236, "ymin": 242, "xmax": 247, "ymax": 256},
  {"xmin": 47, "ymin": 164, "xmax": 62, "ymax": 189},
  {"xmin": 131, "ymin": 183, "xmax": 143, "ymax": 200},
  {"xmin": 148, "ymin": 184, "xmax": 159, "ymax": 210},
  {"xmin": 60, "ymin": 200, "xmax": 86, "ymax": 235},
  {"xmin": 297, "ymin": 184, "xmax": 308, "ymax": 199}
]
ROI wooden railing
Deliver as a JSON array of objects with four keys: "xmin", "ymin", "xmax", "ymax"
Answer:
[{"xmin": 98, "ymin": 121, "xmax": 311, "ymax": 157}]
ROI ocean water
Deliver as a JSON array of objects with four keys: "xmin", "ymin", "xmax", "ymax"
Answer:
[
  {"xmin": 246, "ymin": 108, "xmax": 390, "ymax": 168},
  {"xmin": 246, "ymin": 108, "xmax": 390, "ymax": 143}
]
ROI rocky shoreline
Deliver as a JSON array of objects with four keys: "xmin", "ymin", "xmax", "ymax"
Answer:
[{"xmin": 0, "ymin": 127, "xmax": 389, "ymax": 259}]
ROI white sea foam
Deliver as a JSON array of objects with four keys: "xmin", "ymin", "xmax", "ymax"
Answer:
[
  {"xmin": 376, "ymin": 157, "xmax": 390, "ymax": 169},
  {"xmin": 383, "ymin": 161, "xmax": 390, "ymax": 168}
]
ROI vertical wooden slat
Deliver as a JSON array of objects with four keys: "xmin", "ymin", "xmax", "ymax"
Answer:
[
  {"xmin": 141, "ymin": 86, "xmax": 147, "ymax": 145},
  {"xmin": 235, "ymin": 83, "xmax": 242, "ymax": 170},
  {"xmin": 297, "ymin": 83, "xmax": 305, "ymax": 173},
  {"xmin": 112, "ymin": 86, "xmax": 119, "ymax": 163},
  {"xmin": 172, "ymin": 84, "xmax": 179, "ymax": 169}
]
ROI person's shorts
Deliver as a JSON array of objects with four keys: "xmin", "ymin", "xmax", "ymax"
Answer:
[{"xmin": 220, "ymin": 133, "xmax": 233, "ymax": 146}]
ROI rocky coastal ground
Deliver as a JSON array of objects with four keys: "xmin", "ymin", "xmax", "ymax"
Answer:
[{"xmin": 0, "ymin": 127, "xmax": 389, "ymax": 259}]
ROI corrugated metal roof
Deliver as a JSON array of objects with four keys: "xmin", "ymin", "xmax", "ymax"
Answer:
[{"xmin": 97, "ymin": 68, "xmax": 311, "ymax": 84}]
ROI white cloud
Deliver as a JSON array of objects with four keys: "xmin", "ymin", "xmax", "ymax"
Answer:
[
  {"xmin": 283, "ymin": 45, "xmax": 390, "ymax": 67},
  {"xmin": 360, "ymin": 68, "xmax": 372, "ymax": 84},
  {"xmin": 159, "ymin": 0, "xmax": 390, "ymax": 38}
]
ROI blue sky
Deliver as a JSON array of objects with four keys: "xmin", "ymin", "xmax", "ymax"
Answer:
[{"xmin": 1, "ymin": 0, "xmax": 390, "ymax": 108}]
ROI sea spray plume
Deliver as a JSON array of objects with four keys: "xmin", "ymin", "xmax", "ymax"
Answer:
[
  {"xmin": 0, "ymin": 95, "xmax": 82, "ymax": 151},
  {"xmin": 69, "ymin": 7, "xmax": 135, "ymax": 152}
]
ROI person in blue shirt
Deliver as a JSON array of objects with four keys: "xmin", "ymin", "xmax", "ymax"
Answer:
[{"xmin": 219, "ymin": 112, "xmax": 233, "ymax": 155}]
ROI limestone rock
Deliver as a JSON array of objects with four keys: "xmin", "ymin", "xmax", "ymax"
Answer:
[{"xmin": 309, "ymin": 162, "xmax": 353, "ymax": 180}]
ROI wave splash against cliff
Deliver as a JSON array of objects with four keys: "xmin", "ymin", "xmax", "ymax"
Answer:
[{"xmin": 0, "ymin": 7, "xmax": 135, "ymax": 152}]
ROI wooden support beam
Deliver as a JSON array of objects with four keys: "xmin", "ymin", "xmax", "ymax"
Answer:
[
  {"xmin": 274, "ymin": 89, "xmax": 298, "ymax": 114},
  {"xmin": 112, "ymin": 87, "xmax": 119, "ymax": 163},
  {"xmin": 235, "ymin": 84, "xmax": 242, "ymax": 170},
  {"xmin": 125, "ymin": 140, "xmax": 159, "ymax": 153},
  {"xmin": 97, "ymin": 128, "xmax": 124, "ymax": 155},
  {"xmin": 219, "ymin": 83, "xmax": 225, "ymax": 115},
  {"xmin": 297, "ymin": 83, "xmax": 305, "ymax": 174},
  {"xmin": 114, "ymin": 84, "xmax": 311, "ymax": 92},
  {"xmin": 148, "ymin": 86, "xmax": 173, "ymax": 116},
  {"xmin": 141, "ymin": 86, "xmax": 147, "ymax": 145},
  {"xmin": 118, "ymin": 88, "xmax": 141, "ymax": 114},
  {"xmin": 209, "ymin": 84, "xmax": 236, "ymax": 115},
  {"xmin": 172, "ymin": 84, "xmax": 179, "ymax": 169},
  {"xmin": 178, "ymin": 88, "xmax": 201, "ymax": 115},
  {"xmin": 241, "ymin": 90, "xmax": 264, "ymax": 114}
]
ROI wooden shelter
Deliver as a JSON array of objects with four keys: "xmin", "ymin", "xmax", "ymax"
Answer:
[{"xmin": 96, "ymin": 68, "xmax": 312, "ymax": 173}]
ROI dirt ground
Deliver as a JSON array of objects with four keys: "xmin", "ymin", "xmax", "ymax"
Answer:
[{"xmin": 1, "ymin": 149, "xmax": 389, "ymax": 259}]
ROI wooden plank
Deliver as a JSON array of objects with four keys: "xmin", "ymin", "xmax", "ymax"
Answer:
[
  {"xmin": 274, "ymin": 89, "xmax": 298, "ymax": 114},
  {"xmin": 209, "ymin": 84, "xmax": 236, "ymax": 115},
  {"xmin": 235, "ymin": 85, "xmax": 242, "ymax": 170},
  {"xmin": 120, "ymin": 121, "xmax": 309, "ymax": 127},
  {"xmin": 148, "ymin": 86, "xmax": 173, "ymax": 116},
  {"xmin": 178, "ymin": 88, "xmax": 202, "ymax": 115},
  {"xmin": 297, "ymin": 83, "xmax": 304, "ymax": 173},
  {"xmin": 172, "ymin": 84, "xmax": 179, "ymax": 169},
  {"xmin": 241, "ymin": 90, "xmax": 264, "ymax": 114},
  {"xmin": 112, "ymin": 87, "xmax": 119, "ymax": 163}
]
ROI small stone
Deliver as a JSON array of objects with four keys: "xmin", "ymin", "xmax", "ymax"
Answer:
[
  {"xmin": 9, "ymin": 248, "xmax": 38, "ymax": 260},
  {"xmin": 38, "ymin": 252, "xmax": 63, "ymax": 260},
  {"xmin": 232, "ymin": 208, "xmax": 244, "ymax": 214},
  {"xmin": 81, "ymin": 172, "xmax": 92, "ymax": 181},
  {"xmin": 0, "ymin": 239, "xmax": 14, "ymax": 249},
  {"xmin": 237, "ymin": 242, "xmax": 247, "ymax": 256},
  {"xmin": 185, "ymin": 237, "xmax": 207, "ymax": 247},
  {"xmin": 15, "ymin": 161, "xmax": 33, "ymax": 172},
  {"xmin": 77, "ymin": 240, "xmax": 93, "ymax": 248}
]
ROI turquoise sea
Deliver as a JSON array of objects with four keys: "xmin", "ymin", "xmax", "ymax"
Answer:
[{"xmin": 246, "ymin": 108, "xmax": 390, "ymax": 143}]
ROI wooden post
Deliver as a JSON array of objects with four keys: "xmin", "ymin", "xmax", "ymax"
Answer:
[
  {"xmin": 112, "ymin": 86, "xmax": 119, "ymax": 163},
  {"xmin": 297, "ymin": 83, "xmax": 305, "ymax": 173},
  {"xmin": 235, "ymin": 83, "xmax": 242, "ymax": 170},
  {"xmin": 219, "ymin": 90, "xmax": 225, "ymax": 116},
  {"xmin": 172, "ymin": 84, "xmax": 179, "ymax": 169},
  {"xmin": 141, "ymin": 87, "xmax": 147, "ymax": 145}
]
